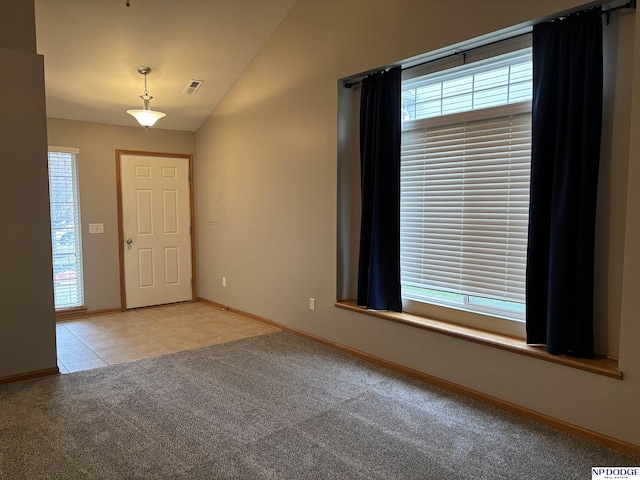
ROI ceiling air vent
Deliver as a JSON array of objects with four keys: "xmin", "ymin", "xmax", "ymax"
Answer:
[{"xmin": 183, "ymin": 79, "xmax": 204, "ymax": 96}]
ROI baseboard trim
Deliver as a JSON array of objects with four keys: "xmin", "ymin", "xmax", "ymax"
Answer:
[
  {"xmin": 56, "ymin": 307, "xmax": 121, "ymax": 321},
  {"xmin": 0, "ymin": 367, "xmax": 60, "ymax": 385},
  {"xmin": 55, "ymin": 306, "xmax": 88, "ymax": 316},
  {"xmin": 196, "ymin": 297, "xmax": 640, "ymax": 457}
]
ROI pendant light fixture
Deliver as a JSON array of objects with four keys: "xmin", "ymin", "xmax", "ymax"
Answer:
[{"xmin": 126, "ymin": 66, "xmax": 166, "ymax": 129}]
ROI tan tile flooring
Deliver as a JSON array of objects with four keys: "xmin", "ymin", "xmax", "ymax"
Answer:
[{"xmin": 56, "ymin": 301, "xmax": 280, "ymax": 374}]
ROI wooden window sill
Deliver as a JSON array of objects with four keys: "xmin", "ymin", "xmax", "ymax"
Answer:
[{"xmin": 335, "ymin": 300, "xmax": 621, "ymax": 380}]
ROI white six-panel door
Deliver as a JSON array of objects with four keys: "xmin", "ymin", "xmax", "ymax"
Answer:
[{"xmin": 120, "ymin": 154, "xmax": 192, "ymax": 309}]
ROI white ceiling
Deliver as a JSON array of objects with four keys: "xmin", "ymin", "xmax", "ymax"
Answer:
[{"xmin": 34, "ymin": 0, "xmax": 298, "ymax": 132}]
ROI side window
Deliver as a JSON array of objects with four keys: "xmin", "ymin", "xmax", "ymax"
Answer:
[{"xmin": 48, "ymin": 148, "xmax": 84, "ymax": 309}]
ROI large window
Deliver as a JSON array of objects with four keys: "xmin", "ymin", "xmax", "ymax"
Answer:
[
  {"xmin": 48, "ymin": 147, "xmax": 84, "ymax": 309},
  {"xmin": 400, "ymin": 48, "xmax": 532, "ymax": 322}
]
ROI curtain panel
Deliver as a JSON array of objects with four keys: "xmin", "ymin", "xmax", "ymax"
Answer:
[
  {"xmin": 526, "ymin": 8, "xmax": 603, "ymax": 358},
  {"xmin": 357, "ymin": 67, "xmax": 402, "ymax": 311}
]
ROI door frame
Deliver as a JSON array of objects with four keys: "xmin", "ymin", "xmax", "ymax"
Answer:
[{"xmin": 115, "ymin": 149, "xmax": 197, "ymax": 311}]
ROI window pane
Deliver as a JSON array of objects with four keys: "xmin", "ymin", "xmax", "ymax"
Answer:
[
  {"xmin": 402, "ymin": 48, "xmax": 532, "ymax": 122},
  {"xmin": 416, "ymin": 83, "xmax": 441, "ymax": 102},
  {"xmin": 474, "ymin": 86, "xmax": 509, "ymax": 109},
  {"xmin": 49, "ymin": 150, "xmax": 84, "ymax": 309},
  {"xmin": 400, "ymin": 47, "xmax": 532, "ymax": 321},
  {"xmin": 442, "ymin": 92, "xmax": 473, "ymax": 115},
  {"xmin": 508, "ymin": 80, "xmax": 532, "ymax": 103},
  {"xmin": 415, "ymin": 99, "xmax": 443, "ymax": 119},
  {"xmin": 400, "ymin": 110, "xmax": 531, "ymax": 321},
  {"xmin": 474, "ymin": 67, "xmax": 509, "ymax": 90}
]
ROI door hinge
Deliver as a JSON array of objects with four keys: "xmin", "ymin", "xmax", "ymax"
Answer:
[{"xmin": 189, "ymin": 226, "xmax": 192, "ymax": 234}]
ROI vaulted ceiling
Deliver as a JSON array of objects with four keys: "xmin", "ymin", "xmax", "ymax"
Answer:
[{"xmin": 34, "ymin": 0, "xmax": 298, "ymax": 131}]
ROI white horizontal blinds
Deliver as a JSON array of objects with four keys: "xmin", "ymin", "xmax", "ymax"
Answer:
[
  {"xmin": 402, "ymin": 49, "xmax": 532, "ymax": 121},
  {"xmin": 400, "ymin": 109, "xmax": 531, "ymax": 304},
  {"xmin": 48, "ymin": 148, "xmax": 84, "ymax": 309}
]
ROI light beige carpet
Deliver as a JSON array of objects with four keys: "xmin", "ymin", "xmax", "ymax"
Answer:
[{"xmin": 0, "ymin": 332, "xmax": 637, "ymax": 479}]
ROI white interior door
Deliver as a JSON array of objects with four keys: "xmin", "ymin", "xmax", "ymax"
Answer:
[{"xmin": 121, "ymin": 154, "xmax": 192, "ymax": 309}]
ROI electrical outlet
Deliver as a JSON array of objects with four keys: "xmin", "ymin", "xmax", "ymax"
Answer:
[
  {"xmin": 222, "ymin": 277, "xmax": 226, "ymax": 287},
  {"xmin": 309, "ymin": 298, "xmax": 315, "ymax": 311}
]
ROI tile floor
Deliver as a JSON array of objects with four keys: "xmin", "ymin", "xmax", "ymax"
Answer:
[{"xmin": 56, "ymin": 301, "xmax": 280, "ymax": 373}]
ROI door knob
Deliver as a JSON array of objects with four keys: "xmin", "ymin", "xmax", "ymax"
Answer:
[{"xmin": 126, "ymin": 238, "xmax": 133, "ymax": 245}]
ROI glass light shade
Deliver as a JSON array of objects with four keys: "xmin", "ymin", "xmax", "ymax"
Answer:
[{"xmin": 126, "ymin": 109, "xmax": 166, "ymax": 127}]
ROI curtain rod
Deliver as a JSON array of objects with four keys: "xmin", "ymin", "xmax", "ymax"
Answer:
[
  {"xmin": 604, "ymin": 0, "xmax": 636, "ymax": 23},
  {"xmin": 343, "ymin": 0, "xmax": 635, "ymax": 89}
]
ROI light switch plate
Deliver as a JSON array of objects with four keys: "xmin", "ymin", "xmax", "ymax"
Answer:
[{"xmin": 89, "ymin": 223, "xmax": 104, "ymax": 234}]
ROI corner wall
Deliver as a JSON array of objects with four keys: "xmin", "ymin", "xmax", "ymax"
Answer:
[
  {"xmin": 0, "ymin": 1, "xmax": 56, "ymax": 377},
  {"xmin": 195, "ymin": 0, "xmax": 640, "ymax": 446}
]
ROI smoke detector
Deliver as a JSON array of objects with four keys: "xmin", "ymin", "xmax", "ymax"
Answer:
[{"xmin": 183, "ymin": 79, "xmax": 204, "ymax": 96}]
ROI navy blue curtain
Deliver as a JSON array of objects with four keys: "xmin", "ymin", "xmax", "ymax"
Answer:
[
  {"xmin": 357, "ymin": 67, "xmax": 402, "ymax": 311},
  {"xmin": 526, "ymin": 8, "xmax": 603, "ymax": 358}
]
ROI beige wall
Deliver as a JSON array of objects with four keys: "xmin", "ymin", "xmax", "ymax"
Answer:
[
  {"xmin": 46, "ymin": 118, "xmax": 196, "ymax": 311},
  {"xmin": 195, "ymin": 0, "xmax": 640, "ymax": 446},
  {"xmin": 0, "ymin": 2, "xmax": 56, "ymax": 377},
  {"xmin": 594, "ymin": 10, "xmax": 634, "ymax": 358},
  {"xmin": 0, "ymin": 1, "xmax": 36, "ymax": 54}
]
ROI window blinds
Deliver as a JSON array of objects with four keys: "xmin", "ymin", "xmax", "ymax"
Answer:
[
  {"xmin": 49, "ymin": 149, "xmax": 84, "ymax": 309},
  {"xmin": 400, "ymin": 109, "xmax": 531, "ymax": 304}
]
